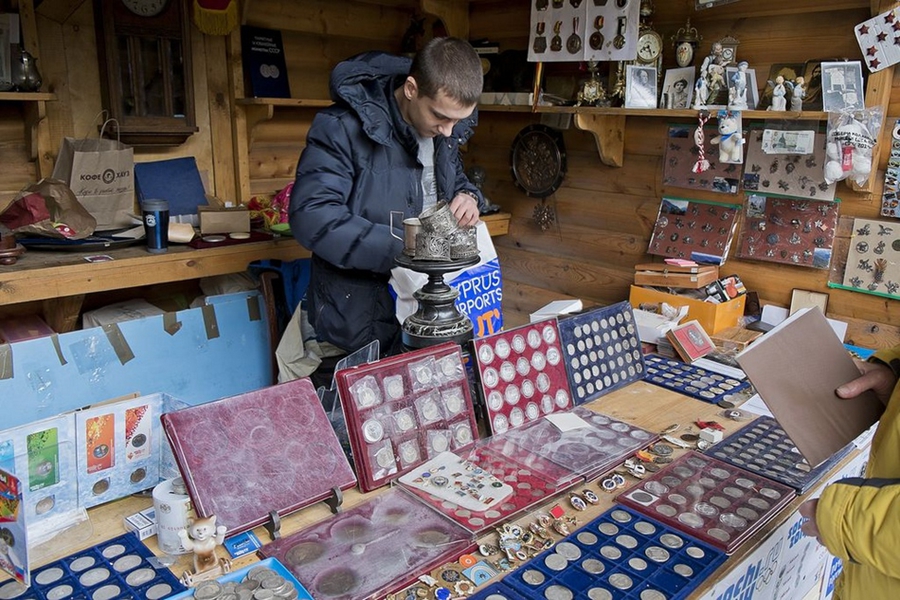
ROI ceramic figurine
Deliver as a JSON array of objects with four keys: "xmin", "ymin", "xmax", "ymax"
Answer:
[
  {"xmin": 768, "ymin": 75, "xmax": 787, "ymax": 111},
  {"xmin": 711, "ymin": 111, "xmax": 744, "ymax": 164},
  {"xmin": 788, "ymin": 76, "xmax": 805, "ymax": 111},
  {"xmin": 729, "ymin": 61, "xmax": 749, "ymax": 110},
  {"xmin": 178, "ymin": 515, "xmax": 232, "ymax": 586},
  {"xmin": 699, "ymin": 42, "xmax": 730, "ymax": 105}
]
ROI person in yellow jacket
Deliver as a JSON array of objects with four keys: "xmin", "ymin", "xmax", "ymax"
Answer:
[{"xmin": 800, "ymin": 346, "xmax": 900, "ymax": 598}]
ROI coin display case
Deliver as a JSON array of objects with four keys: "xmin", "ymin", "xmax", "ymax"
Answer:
[
  {"xmin": 401, "ymin": 437, "xmax": 581, "ymax": 534},
  {"xmin": 0, "ymin": 533, "xmax": 186, "ymax": 600},
  {"xmin": 496, "ymin": 407, "xmax": 658, "ymax": 482},
  {"xmin": 259, "ymin": 487, "xmax": 475, "ymax": 600},
  {"xmin": 161, "ymin": 378, "xmax": 357, "ymax": 536},
  {"xmin": 469, "ymin": 581, "xmax": 529, "ymax": 600},
  {"xmin": 706, "ymin": 415, "xmax": 854, "ymax": 494},
  {"xmin": 557, "ymin": 301, "xmax": 645, "ymax": 405},
  {"xmin": 473, "ymin": 320, "xmax": 572, "ymax": 435},
  {"xmin": 335, "ymin": 342, "xmax": 479, "ymax": 493},
  {"xmin": 499, "ymin": 506, "xmax": 726, "ymax": 600},
  {"xmin": 166, "ymin": 557, "xmax": 312, "ymax": 600},
  {"xmin": 642, "ymin": 354, "xmax": 751, "ymax": 404},
  {"xmin": 617, "ymin": 451, "xmax": 796, "ymax": 554}
]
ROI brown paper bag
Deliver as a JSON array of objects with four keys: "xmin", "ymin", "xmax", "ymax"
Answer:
[
  {"xmin": 51, "ymin": 120, "xmax": 135, "ymax": 230},
  {"xmin": 0, "ymin": 179, "xmax": 97, "ymax": 239}
]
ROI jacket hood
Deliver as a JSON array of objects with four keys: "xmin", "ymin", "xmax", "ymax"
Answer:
[{"xmin": 330, "ymin": 52, "xmax": 411, "ymax": 146}]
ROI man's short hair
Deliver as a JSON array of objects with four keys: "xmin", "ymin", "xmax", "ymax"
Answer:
[{"xmin": 410, "ymin": 37, "xmax": 483, "ymax": 106}]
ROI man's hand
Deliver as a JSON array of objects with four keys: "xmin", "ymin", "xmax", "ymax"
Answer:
[
  {"xmin": 450, "ymin": 193, "xmax": 480, "ymax": 228},
  {"xmin": 799, "ymin": 499, "xmax": 823, "ymax": 544},
  {"xmin": 836, "ymin": 359, "xmax": 897, "ymax": 406}
]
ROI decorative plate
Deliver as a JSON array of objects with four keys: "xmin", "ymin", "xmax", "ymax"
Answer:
[{"xmin": 510, "ymin": 124, "xmax": 567, "ymax": 198}]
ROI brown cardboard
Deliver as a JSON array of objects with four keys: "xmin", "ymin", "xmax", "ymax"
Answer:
[
  {"xmin": 735, "ymin": 307, "xmax": 882, "ymax": 466},
  {"xmin": 629, "ymin": 285, "xmax": 745, "ymax": 334},
  {"xmin": 198, "ymin": 205, "xmax": 250, "ymax": 234}
]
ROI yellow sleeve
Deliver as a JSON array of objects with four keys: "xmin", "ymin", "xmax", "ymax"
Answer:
[{"xmin": 872, "ymin": 347, "xmax": 900, "ymax": 378}]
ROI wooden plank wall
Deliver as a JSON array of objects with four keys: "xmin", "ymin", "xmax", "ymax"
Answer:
[{"xmin": 468, "ymin": 0, "xmax": 900, "ymax": 350}]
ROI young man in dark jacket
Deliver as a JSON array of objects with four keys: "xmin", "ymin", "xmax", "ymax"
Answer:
[{"xmin": 288, "ymin": 37, "xmax": 485, "ymax": 380}]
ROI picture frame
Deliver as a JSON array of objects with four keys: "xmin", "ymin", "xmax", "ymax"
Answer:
[
  {"xmin": 790, "ymin": 289, "xmax": 830, "ymax": 316},
  {"xmin": 661, "ymin": 66, "xmax": 695, "ymax": 109},
  {"xmin": 801, "ymin": 59, "xmax": 830, "ymax": 111},
  {"xmin": 725, "ymin": 64, "xmax": 758, "ymax": 110},
  {"xmin": 625, "ymin": 64, "xmax": 658, "ymax": 109},
  {"xmin": 821, "ymin": 61, "xmax": 865, "ymax": 112}
]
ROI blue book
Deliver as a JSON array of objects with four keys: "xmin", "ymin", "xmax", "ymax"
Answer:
[
  {"xmin": 241, "ymin": 26, "xmax": 291, "ymax": 98},
  {"xmin": 134, "ymin": 157, "xmax": 207, "ymax": 217}
]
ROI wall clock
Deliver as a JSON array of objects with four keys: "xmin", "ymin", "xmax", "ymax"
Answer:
[
  {"xmin": 636, "ymin": 29, "xmax": 662, "ymax": 66},
  {"xmin": 93, "ymin": 0, "xmax": 196, "ymax": 145}
]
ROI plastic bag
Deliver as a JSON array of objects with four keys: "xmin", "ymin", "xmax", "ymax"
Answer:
[
  {"xmin": 0, "ymin": 178, "xmax": 97, "ymax": 239},
  {"xmin": 824, "ymin": 106, "xmax": 884, "ymax": 185}
]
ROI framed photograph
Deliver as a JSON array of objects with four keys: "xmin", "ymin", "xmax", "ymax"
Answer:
[
  {"xmin": 726, "ymin": 64, "xmax": 758, "ymax": 110},
  {"xmin": 661, "ymin": 67, "xmax": 695, "ymax": 109},
  {"xmin": 821, "ymin": 61, "xmax": 865, "ymax": 112},
  {"xmin": 790, "ymin": 289, "xmax": 830, "ymax": 316},
  {"xmin": 625, "ymin": 65, "xmax": 658, "ymax": 109}
]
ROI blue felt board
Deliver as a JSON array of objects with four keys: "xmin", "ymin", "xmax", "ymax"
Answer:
[
  {"xmin": 469, "ymin": 581, "xmax": 530, "ymax": 600},
  {"xmin": 166, "ymin": 557, "xmax": 313, "ymax": 600},
  {"xmin": 0, "ymin": 533, "xmax": 185, "ymax": 600},
  {"xmin": 134, "ymin": 157, "xmax": 207, "ymax": 216},
  {"xmin": 642, "ymin": 354, "xmax": 751, "ymax": 404},
  {"xmin": 497, "ymin": 506, "xmax": 727, "ymax": 600}
]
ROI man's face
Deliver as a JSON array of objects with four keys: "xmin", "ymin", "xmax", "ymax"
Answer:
[{"xmin": 402, "ymin": 77, "xmax": 475, "ymax": 139}]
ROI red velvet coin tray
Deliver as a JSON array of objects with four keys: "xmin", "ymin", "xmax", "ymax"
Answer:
[
  {"xmin": 259, "ymin": 487, "xmax": 475, "ymax": 600},
  {"xmin": 496, "ymin": 406, "xmax": 659, "ymax": 482},
  {"xmin": 643, "ymin": 354, "xmax": 751, "ymax": 404},
  {"xmin": 0, "ymin": 533, "xmax": 186, "ymax": 600},
  {"xmin": 706, "ymin": 415, "xmax": 854, "ymax": 494},
  {"xmin": 557, "ymin": 301, "xmax": 646, "ymax": 405},
  {"xmin": 647, "ymin": 197, "xmax": 740, "ymax": 266},
  {"xmin": 617, "ymin": 451, "xmax": 796, "ymax": 554},
  {"xmin": 401, "ymin": 437, "xmax": 580, "ymax": 534},
  {"xmin": 334, "ymin": 342, "xmax": 479, "ymax": 493},
  {"xmin": 473, "ymin": 320, "xmax": 572, "ymax": 435},
  {"xmin": 161, "ymin": 378, "xmax": 357, "ymax": 536},
  {"xmin": 500, "ymin": 506, "xmax": 727, "ymax": 600}
]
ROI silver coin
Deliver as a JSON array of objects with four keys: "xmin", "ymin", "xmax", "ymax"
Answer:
[
  {"xmin": 544, "ymin": 585, "xmax": 574, "ymax": 600},
  {"xmin": 645, "ymin": 481, "xmax": 669, "ymax": 496},
  {"xmin": 708, "ymin": 528, "xmax": 732, "ymax": 541},
  {"xmin": 512, "ymin": 334, "xmax": 526, "ymax": 353},
  {"xmin": 35, "ymin": 567, "xmax": 65, "ymax": 586},
  {"xmin": 545, "ymin": 552, "xmax": 568, "ymax": 571},
  {"xmin": 46, "ymin": 585, "xmax": 74, "ymax": 600},
  {"xmin": 101, "ymin": 544, "xmax": 125, "ymax": 559},
  {"xmin": 421, "ymin": 398, "xmax": 441, "ymax": 421},
  {"xmin": 610, "ymin": 509, "xmax": 632, "ymax": 523},
  {"xmin": 582, "ymin": 558, "xmax": 605, "ymax": 574},
  {"xmin": 694, "ymin": 502, "xmax": 718, "ymax": 517},
  {"xmin": 599, "ymin": 545, "xmax": 622, "ymax": 560},
  {"xmin": 641, "ymin": 588, "xmax": 667, "ymax": 600},
  {"xmin": 759, "ymin": 487, "xmax": 783, "ymax": 499},
  {"xmin": 720, "ymin": 513, "xmax": 748, "ymax": 528},
  {"xmin": 668, "ymin": 494, "xmax": 687, "ymax": 506},
  {"xmin": 385, "ymin": 376, "xmax": 405, "ymax": 399},
  {"xmin": 492, "ymin": 413, "xmax": 509, "ymax": 434},
  {"xmin": 634, "ymin": 521, "xmax": 656, "ymax": 536},
  {"xmin": 709, "ymin": 467, "xmax": 731, "ymax": 479},
  {"xmin": 527, "ymin": 329, "xmax": 542, "ymax": 348},
  {"xmin": 598, "ymin": 522, "xmax": 619, "ymax": 535},
  {"xmin": 673, "ymin": 563, "xmax": 694, "ymax": 577},
  {"xmin": 70, "ymin": 556, "xmax": 96, "ymax": 572},
  {"xmin": 723, "ymin": 486, "xmax": 744, "ymax": 499},
  {"xmin": 645, "ymin": 545, "xmax": 671, "ymax": 563},
  {"xmin": 196, "ymin": 581, "xmax": 224, "ymax": 600},
  {"xmin": 615, "ymin": 534, "xmax": 638, "ymax": 549},
  {"xmin": 556, "ymin": 541, "xmax": 582, "ymax": 560},
  {"xmin": 500, "ymin": 361, "xmax": 516, "ymax": 382},
  {"xmin": 577, "ymin": 531, "xmax": 599, "ymax": 545},
  {"xmin": 248, "ymin": 567, "xmax": 277, "ymax": 581},
  {"xmin": 522, "ymin": 569, "xmax": 546, "ymax": 586},
  {"xmin": 126, "ymin": 567, "xmax": 156, "ymax": 587},
  {"xmin": 748, "ymin": 497, "xmax": 771, "ymax": 510},
  {"xmin": 698, "ymin": 477, "xmax": 717, "ymax": 488},
  {"xmin": 686, "ymin": 546, "xmax": 706, "ymax": 559},
  {"xmin": 609, "ymin": 573, "xmax": 633, "ymax": 590},
  {"xmin": 710, "ymin": 496, "xmax": 731, "ymax": 509},
  {"xmin": 478, "ymin": 344, "xmax": 494, "ymax": 364},
  {"xmin": 495, "ymin": 338, "xmax": 511, "ymax": 359},
  {"xmin": 92, "ymin": 585, "xmax": 121, "ymax": 600},
  {"xmin": 736, "ymin": 506, "xmax": 760, "ymax": 520},
  {"xmin": 587, "ymin": 588, "xmax": 613, "ymax": 600},
  {"xmin": 659, "ymin": 533, "xmax": 684, "ymax": 549},
  {"xmin": 0, "ymin": 581, "xmax": 28, "ymax": 600},
  {"xmin": 145, "ymin": 583, "xmax": 173, "ymax": 600},
  {"xmin": 655, "ymin": 504, "xmax": 677, "ymax": 517},
  {"xmin": 628, "ymin": 557, "xmax": 648, "ymax": 571},
  {"xmin": 678, "ymin": 512, "xmax": 704, "ymax": 528},
  {"xmin": 113, "ymin": 554, "xmax": 142, "ymax": 572},
  {"xmin": 79, "ymin": 567, "xmax": 111, "ymax": 587}
]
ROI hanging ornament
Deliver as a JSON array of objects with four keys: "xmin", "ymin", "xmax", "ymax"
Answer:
[
  {"xmin": 692, "ymin": 109, "xmax": 711, "ymax": 173},
  {"xmin": 533, "ymin": 200, "xmax": 555, "ymax": 231},
  {"xmin": 193, "ymin": 0, "xmax": 240, "ymax": 36}
]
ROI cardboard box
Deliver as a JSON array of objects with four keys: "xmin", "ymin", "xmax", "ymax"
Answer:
[
  {"xmin": 529, "ymin": 299, "xmax": 583, "ymax": 323},
  {"xmin": 124, "ymin": 507, "xmax": 157, "ymax": 541},
  {"xmin": 199, "ymin": 206, "xmax": 250, "ymax": 234},
  {"xmin": 629, "ymin": 285, "xmax": 745, "ymax": 334}
]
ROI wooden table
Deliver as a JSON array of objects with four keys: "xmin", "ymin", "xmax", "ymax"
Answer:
[{"xmin": 7, "ymin": 378, "xmax": 857, "ymax": 599}]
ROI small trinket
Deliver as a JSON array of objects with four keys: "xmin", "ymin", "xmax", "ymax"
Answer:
[
  {"xmin": 582, "ymin": 489, "xmax": 599, "ymax": 504},
  {"xmin": 569, "ymin": 492, "xmax": 587, "ymax": 511}
]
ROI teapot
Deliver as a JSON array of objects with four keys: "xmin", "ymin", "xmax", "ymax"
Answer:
[{"xmin": 11, "ymin": 47, "xmax": 42, "ymax": 92}]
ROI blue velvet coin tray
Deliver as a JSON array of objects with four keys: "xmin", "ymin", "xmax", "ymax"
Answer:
[
  {"xmin": 500, "ymin": 506, "xmax": 726, "ymax": 600},
  {"xmin": 166, "ymin": 557, "xmax": 313, "ymax": 599},
  {"xmin": 0, "ymin": 533, "xmax": 186, "ymax": 600},
  {"xmin": 468, "ymin": 581, "xmax": 529, "ymax": 600},
  {"xmin": 642, "ymin": 354, "xmax": 751, "ymax": 403},
  {"xmin": 706, "ymin": 415, "xmax": 855, "ymax": 494},
  {"xmin": 557, "ymin": 301, "xmax": 646, "ymax": 405}
]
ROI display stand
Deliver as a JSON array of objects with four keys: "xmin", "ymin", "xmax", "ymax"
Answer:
[{"xmin": 395, "ymin": 254, "xmax": 479, "ymax": 350}]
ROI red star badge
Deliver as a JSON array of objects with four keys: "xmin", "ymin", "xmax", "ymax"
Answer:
[
  {"xmin": 877, "ymin": 31, "xmax": 889, "ymax": 42},
  {"xmin": 870, "ymin": 57, "xmax": 882, "ymax": 69},
  {"xmin": 868, "ymin": 46, "xmax": 878, "ymax": 56},
  {"xmin": 859, "ymin": 24, "xmax": 870, "ymax": 35},
  {"xmin": 886, "ymin": 12, "xmax": 896, "ymax": 23}
]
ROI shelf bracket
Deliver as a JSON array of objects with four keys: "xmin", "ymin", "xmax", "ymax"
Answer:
[{"xmin": 574, "ymin": 113, "xmax": 626, "ymax": 167}]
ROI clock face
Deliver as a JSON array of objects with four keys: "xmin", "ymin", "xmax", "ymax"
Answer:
[
  {"xmin": 121, "ymin": 0, "xmax": 168, "ymax": 17},
  {"xmin": 637, "ymin": 31, "xmax": 662, "ymax": 63}
]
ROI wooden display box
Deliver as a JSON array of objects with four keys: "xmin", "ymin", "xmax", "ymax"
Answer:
[
  {"xmin": 198, "ymin": 205, "xmax": 250, "ymax": 234},
  {"xmin": 629, "ymin": 285, "xmax": 745, "ymax": 334},
  {"xmin": 633, "ymin": 263, "xmax": 719, "ymax": 289}
]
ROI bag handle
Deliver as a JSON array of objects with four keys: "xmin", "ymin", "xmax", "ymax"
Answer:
[
  {"xmin": 99, "ymin": 118, "xmax": 121, "ymax": 144},
  {"xmin": 84, "ymin": 110, "xmax": 121, "ymax": 143}
]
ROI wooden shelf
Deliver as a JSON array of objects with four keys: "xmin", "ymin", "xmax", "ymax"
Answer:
[
  {"xmin": 235, "ymin": 97, "xmax": 332, "ymax": 107},
  {"xmin": 0, "ymin": 91, "xmax": 57, "ymax": 101},
  {"xmin": 478, "ymin": 104, "xmax": 829, "ymax": 120}
]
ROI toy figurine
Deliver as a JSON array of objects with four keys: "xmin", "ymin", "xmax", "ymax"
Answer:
[
  {"xmin": 728, "ymin": 61, "xmax": 749, "ymax": 110},
  {"xmin": 767, "ymin": 75, "xmax": 787, "ymax": 111},
  {"xmin": 699, "ymin": 42, "xmax": 730, "ymax": 106},
  {"xmin": 178, "ymin": 515, "xmax": 232, "ymax": 586},
  {"xmin": 711, "ymin": 111, "xmax": 744, "ymax": 164},
  {"xmin": 788, "ymin": 76, "xmax": 806, "ymax": 111}
]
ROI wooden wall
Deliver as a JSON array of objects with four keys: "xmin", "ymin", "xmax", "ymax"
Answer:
[{"xmin": 467, "ymin": 0, "xmax": 900, "ymax": 350}]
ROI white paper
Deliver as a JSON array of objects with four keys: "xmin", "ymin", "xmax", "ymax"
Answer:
[{"xmin": 546, "ymin": 413, "xmax": 591, "ymax": 432}]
